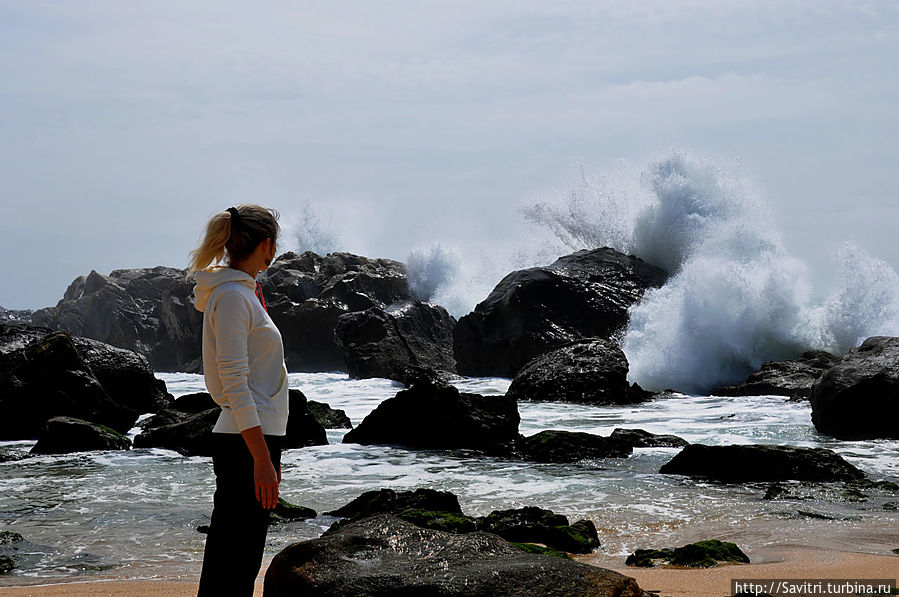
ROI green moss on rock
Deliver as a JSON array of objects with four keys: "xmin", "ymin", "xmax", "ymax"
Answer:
[
  {"xmin": 396, "ymin": 509, "xmax": 478, "ymax": 533},
  {"xmin": 510, "ymin": 542, "xmax": 572, "ymax": 560}
]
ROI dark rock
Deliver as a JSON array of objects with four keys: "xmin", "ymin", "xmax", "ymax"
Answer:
[
  {"xmin": 892, "ymin": 547, "xmax": 899, "ymax": 555},
  {"xmin": 0, "ymin": 449, "xmax": 30, "ymax": 463},
  {"xmin": 0, "ymin": 305, "xmax": 32, "ymax": 325},
  {"xmin": 0, "ymin": 531, "xmax": 24, "ymax": 573},
  {"xmin": 626, "ymin": 540, "xmax": 748, "ymax": 568},
  {"xmin": 307, "ymin": 400, "xmax": 352, "ymax": 429},
  {"xmin": 714, "ymin": 351, "xmax": 839, "ymax": 399},
  {"xmin": 342, "ymin": 380, "xmax": 520, "ymax": 455},
  {"xmin": 0, "ymin": 326, "xmax": 142, "ymax": 439},
  {"xmin": 395, "ymin": 509, "xmax": 479, "ymax": 534},
  {"xmin": 398, "ymin": 364, "xmax": 460, "ymax": 389},
  {"xmin": 516, "ymin": 430, "xmax": 632, "ymax": 463},
  {"xmin": 283, "ymin": 389, "xmax": 329, "ymax": 450},
  {"xmin": 453, "ymin": 248, "xmax": 668, "ymax": 378},
  {"xmin": 0, "ymin": 532, "xmax": 24, "ymax": 545},
  {"xmin": 334, "ymin": 301, "xmax": 456, "ymax": 382},
  {"xmin": 810, "ymin": 336, "xmax": 899, "ymax": 439},
  {"xmin": 510, "ymin": 543, "xmax": 572, "ymax": 560},
  {"xmin": 0, "ymin": 555, "xmax": 13, "ymax": 574},
  {"xmin": 476, "ymin": 507, "xmax": 601, "ymax": 554},
  {"xmin": 659, "ymin": 444, "xmax": 866, "ymax": 483},
  {"xmin": 325, "ymin": 488, "xmax": 465, "ymax": 520},
  {"xmin": 609, "ymin": 428, "xmax": 689, "ymax": 448},
  {"xmin": 263, "ymin": 514, "xmax": 648, "ymax": 597},
  {"xmin": 30, "ymin": 416, "xmax": 132, "ymax": 454},
  {"xmin": 270, "ymin": 498, "xmax": 317, "ymax": 523},
  {"xmin": 506, "ymin": 338, "xmax": 652, "ymax": 405},
  {"xmin": 135, "ymin": 390, "xmax": 328, "ymax": 456}
]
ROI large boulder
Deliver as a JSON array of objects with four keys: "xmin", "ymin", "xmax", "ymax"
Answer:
[
  {"xmin": 506, "ymin": 339, "xmax": 652, "ymax": 405},
  {"xmin": 326, "ymin": 488, "xmax": 465, "ymax": 520},
  {"xmin": 263, "ymin": 514, "xmax": 649, "ymax": 597},
  {"xmin": 335, "ymin": 301, "xmax": 456, "ymax": 381},
  {"xmin": 659, "ymin": 444, "xmax": 866, "ymax": 483},
  {"xmin": 608, "ymin": 428, "xmax": 689, "ymax": 448},
  {"xmin": 30, "ymin": 416, "xmax": 132, "ymax": 454},
  {"xmin": 810, "ymin": 337, "xmax": 899, "ymax": 439},
  {"xmin": 516, "ymin": 430, "xmax": 632, "ymax": 463},
  {"xmin": 476, "ymin": 507, "xmax": 601, "ymax": 554},
  {"xmin": 134, "ymin": 389, "xmax": 328, "ymax": 456},
  {"xmin": 0, "ymin": 325, "xmax": 165, "ymax": 439},
  {"xmin": 714, "ymin": 351, "xmax": 839, "ymax": 399},
  {"xmin": 342, "ymin": 380, "xmax": 520, "ymax": 455},
  {"xmin": 453, "ymin": 248, "xmax": 668, "ymax": 378}
]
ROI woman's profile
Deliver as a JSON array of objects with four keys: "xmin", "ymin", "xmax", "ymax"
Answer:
[{"xmin": 188, "ymin": 205, "xmax": 288, "ymax": 597}]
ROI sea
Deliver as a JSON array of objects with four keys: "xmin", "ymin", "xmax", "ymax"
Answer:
[{"xmin": 1, "ymin": 371, "xmax": 897, "ymax": 585}]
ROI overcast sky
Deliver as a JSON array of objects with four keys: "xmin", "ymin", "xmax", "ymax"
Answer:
[{"xmin": 2, "ymin": 1, "xmax": 898, "ymax": 310}]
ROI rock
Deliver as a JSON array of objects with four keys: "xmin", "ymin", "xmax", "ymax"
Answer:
[
  {"xmin": 270, "ymin": 498, "xmax": 317, "ymax": 523},
  {"xmin": 714, "ymin": 351, "xmax": 840, "ymax": 399},
  {"xmin": 283, "ymin": 389, "xmax": 329, "ymax": 449},
  {"xmin": 342, "ymin": 380, "xmax": 520, "ymax": 455},
  {"xmin": 135, "ymin": 390, "xmax": 328, "ymax": 456},
  {"xmin": 0, "ymin": 449, "xmax": 30, "ymax": 463},
  {"xmin": 398, "ymin": 364, "xmax": 460, "ymax": 389},
  {"xmin": 453, "ymin": 248, "xmax": 668, "ymax": 378},
  {"xmin": 395, "ymin": 509, "xmax": 479, "ymax": 534},
  {"xmin": 32, "ymin": 267, "xmax": 203, "ymax": 373},
  {"xmin": 892, "ymin": 547, "xmax": 899, "ymax": 555},
  {"xmin": 0, "ymin": 325, "xmax": 145, "ymax": 439},
  {"xmin": 307, "ymin": 400, "xmax": 352, "ymax": 429},
  {"xmin": 334, "ymin": 301, "xmax": 456, "ymax": 382},
  {"xmin": 659, "ymin": 444, "xmax": 866, "ymax": 483},
  {"xmin": 325, "ymin": 488, "xmax": 465, "ymax": 520},
  {"xmin": 0, "ymin": 305, "xmax": 32, "ymax": 325},
  {"xmin": 476, "ymin": 507, "xmax": 601, "ymax": 554},
  {"xmin": 0, "ymin": 555, "xmax": 13, "ymax": 574},
  {"xmin": 263, "ymin": 514, "xmax": 649, "ymax": 597},
  {"xmin": 810, "ymin": 336, "xmax": 899, "ymax": 439},
  {"xmin": 506, "ymin": 339, "xmax": 653, "ymax": 405},
  {"xmin": 516, "ymin": 430, "xmax": 632, "ymax": 463},
  {"xmin": 30, "ymin": 416, "xmax": 132, "ymax": 454},
  {"xmin": 626, "ymin": 541, "xmax": 748, "ymax": 568},
  {"xmin": 609, "ymin": 428, "xmax": 689, "ymax": 448}
]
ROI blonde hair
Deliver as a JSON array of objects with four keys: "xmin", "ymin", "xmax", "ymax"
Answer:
[{"xmin": 188, "ymin": 204, "xmax": 280, "ymax": 274}]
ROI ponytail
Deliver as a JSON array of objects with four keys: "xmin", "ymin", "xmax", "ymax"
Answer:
[{"xmin": 188, "ymin": 205, "xmax": 280, "ymax": 274}]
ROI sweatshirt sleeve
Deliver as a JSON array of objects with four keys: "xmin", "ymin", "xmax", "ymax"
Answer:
[{"xmin": 210, "ymin": 289, "xmax": 262, "ymax": 432}]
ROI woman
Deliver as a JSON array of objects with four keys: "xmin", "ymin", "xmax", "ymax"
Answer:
[{"xmin": 188, "ymin": 205, "xmax": 288, "ymax": 597}]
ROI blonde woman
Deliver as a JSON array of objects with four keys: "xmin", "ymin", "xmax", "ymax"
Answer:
[{"xmin": 188, "ymin": 205, "xmax": 288, "ymax": 597}]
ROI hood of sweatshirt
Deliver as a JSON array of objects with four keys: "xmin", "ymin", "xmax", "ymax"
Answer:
[{"xmin": 193, "ymin": 267, "xmax": 257, "ymax": 312}]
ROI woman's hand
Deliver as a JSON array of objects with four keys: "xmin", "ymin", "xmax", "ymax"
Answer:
[{"xmin": 240, "ymin": 425, "xmax": 280, "ymax": 509}]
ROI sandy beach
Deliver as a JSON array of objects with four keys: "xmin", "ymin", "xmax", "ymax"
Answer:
[{"xmin": 0, "ymin": 548, "xmax": 895, "ymax": 597}]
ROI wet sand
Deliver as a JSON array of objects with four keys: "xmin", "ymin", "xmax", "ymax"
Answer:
[{"xmin": 0, "ymin": 549, "xmax": 895, "ymax": 597}]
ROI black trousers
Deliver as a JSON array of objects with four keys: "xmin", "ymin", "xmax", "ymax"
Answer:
[{"xmin": 197, "ymin": 433, "xmax": 282, "ymax": 597}]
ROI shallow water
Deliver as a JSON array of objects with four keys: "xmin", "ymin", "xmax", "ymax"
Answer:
[{"xmin": 1, "ymin": 372, "xmax": 897, "ymax": 584}]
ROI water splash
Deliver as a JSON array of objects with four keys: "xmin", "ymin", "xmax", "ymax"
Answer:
[
  {"xmin": 283, "ymin": 202, "xmax": 341, "ymax": 256},
  {"xmin": 406, "ymin": 245, "xmax": 460, "ymax": 303}
]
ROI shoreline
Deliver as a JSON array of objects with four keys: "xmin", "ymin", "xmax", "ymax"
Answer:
[{"xmin": 0, "ymin": 548, "xmax": 894, "ymax": 597}]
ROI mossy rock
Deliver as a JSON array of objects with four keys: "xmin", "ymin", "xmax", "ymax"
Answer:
[
  {"xmin": 892, "ymin": 547, "xmax": 899, "ymax": 555},
  {"xmin": 624, "ymin": 548, "xmax": 675, "ymax": 567},
  {"xmin": 670, "ymin": 540, "xmax": 749, "ymax": 568},
  {"xmin": 510, "ymin": 542, "xmax": 572, "ymax": 560},
  {"xmin": 272, "ymin": 497, "xmax": 317, "ymax": 521},
  {"xmin": 543, "ymin": 521, "xmax": 600, "ymax": 554},
  {"xmin": 396, "ymin": 509, "xmax": 478, "ymax": 533},
  {"xmin": 883, "ymin": 502, "xmax": 898, "ymax": 511},
  {"xmin": 0, "ymin": 555, "xmax": 14, "ymax": 574}
]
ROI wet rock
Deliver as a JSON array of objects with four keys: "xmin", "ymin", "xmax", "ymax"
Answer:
[
  {"xmin": 0, "ymin": 555, "xmax": 13, "ymax": 574},
  {"xmin": 609, "ymin": 428, "xmax": 689, "ymax": 448},
  {"xmin": 0, "ymin": 305, "xmax": 32, "ymax": 325},
  {"xmin": 31, "ymin": 416, "xmax": 132, "ymax": 454},
  {"xmin": 270, "ymin": 498, "xmax": 317, "ymax": 524},
  {"xmin": 326, "ymin": 488, "xmax": 465, "ymax": 520},
  {"xmin": 506, "ymin": 339, "xmax": 653, "ymax": 405},
  {"xmin": 334, "ymin": 301, "xmax": 456, "ymax": 382},
  {"xmin": 0, "ymin": 325, "xmax": 154, "ymax": 439},
  {"xmin": 476, "ymin": 507, "xmax": 601, "ymax": 554},
  {"xmin": 659, "ymin": 444, "xmax": 866, "ymax": 483},
  {"xmin": 810, "ymin": 336, "xmax": 899, "ymax": 439},
  {"xmin": 263, "ymin": 514, "xmax": 649, "ymax": 597},
  {"xmin": 283, "ymin": 389, "xmax": 329, "ymax": 450},
  {"xmin": 516, "ymin": 430, "xmax": 632, "ymax": 463},
  {"xmin": 454, "ymin": 248, "xmax": 668, "ymax": 378},
  {"xmin": 626, "ymin": 540, "xmax": 749, "ymax": 568},
  {"xmin": 342, "ymin": 380, "xmax": 520, "ymax": 455},
  {"xmin": 170, "ymin": 392, "xmax": 217, "ymax": 413},
  {"xmin": 0, "ymin": 449, "xmax": 30, "ymax": 463},
  {"xmin": 713, "ymin": 351, "xmax": 839, "ymax": 399},
  {"xmin": 307, "ymin": 400, "xmax": 352, "ymax": 429}
]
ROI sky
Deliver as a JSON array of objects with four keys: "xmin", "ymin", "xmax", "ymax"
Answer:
[{"xmin": 2, "ymin": 0, "xmax": 898, "ymax": 310}]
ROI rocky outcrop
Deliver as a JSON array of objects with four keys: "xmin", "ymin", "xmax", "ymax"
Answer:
[
  {"xmin": 810, "ymin": 336, "xmax": 899, "ymax": 439},
  {"xmin": 516, "ymin": 430, "xmax": 632, "ymax": 463},
  {"xmin": 506, "ymin": 339, "xmax": 652, "ymax": 405},
  {"xmin": 342, "ymin": 380, "xmax": 520, "ymax": 455},
  {"xmin": 714, "ymin": 351, "xmax": 839, "ymax": 399},
  {"xmin": 626, "ymin": 540, "xmax": 749, "ymax": 568},
  {"xmin": 30, "ymin": 416, "xmax": 132, "ymax": 454},
  {"xmin": 659, "ymin": 444, "xmax": 866, "ymax": 483},
  {"xmin": 0, "ymin": 305, "xmax": 32, "ymax": 325},
  {"xmin": 334, "ymin": 301, "xmax": 456, "ymax": 381},
  {"xmin": 0, "ymin": 324, "xmax": 170, "ymax": 439},
  {"xmin": 609, "ymin": 428, "xmax": 689, "ymax": 448},
  {"xmin": 326, "ymin": 488, "xmax": 465, "ymax": 520},
  {"xmin": 263, "ymin": 514, "xmax": 649, "ymax": 597},
  {"xmin": 134, "ymin": 389, "xmax": 329, "ymax": 456},
  {"xmin": 476, "ymin": 507, "xmax": 601, "ymax": 554},
  {"xmin": 32, "ymin": 267, "xmax": 203, "ymax": 373},
  {"xmin": 453, "ymin": 248, "xmax": 668, "ymax": 378},
  {"xmin": 307, "ymin": 401, "xmax": 352, "ymax": 429}
]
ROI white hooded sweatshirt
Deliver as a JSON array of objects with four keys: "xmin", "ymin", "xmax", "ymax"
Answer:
[{"xmin": 193, "ymin": 267, "xmax": 289, "ymax": 436}]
